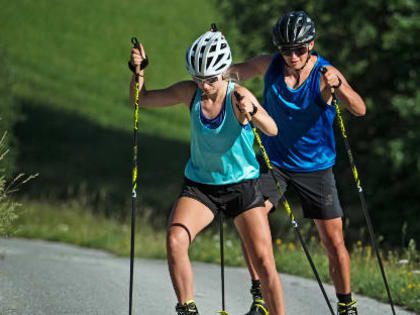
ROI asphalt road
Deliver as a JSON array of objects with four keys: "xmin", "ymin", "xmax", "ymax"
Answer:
[{"xmin": 0, "ymin": 238, "xmax": 414, "ymax": 315}]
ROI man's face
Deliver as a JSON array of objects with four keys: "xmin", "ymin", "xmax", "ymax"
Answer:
[{"xmin": 280, "ymin": 41, "xmax": 314, "ymax": 70}]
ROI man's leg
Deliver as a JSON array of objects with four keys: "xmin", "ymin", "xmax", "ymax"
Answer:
[
  {"xmin": 291, "ymin": 166, "xmax": 357, "ymax": 313},
  {"xmin": 167, "ymin": 197, "xmax": 214, "ymax": 309},
  {"xmin": 235, "ymin": 206, "xmax": 286, "ymax": 315},
  {"xmin": 315, "ymin": 217, "xmax": 357, "ymax": 314}
]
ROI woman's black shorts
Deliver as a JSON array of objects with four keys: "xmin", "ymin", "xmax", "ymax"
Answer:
[{"xmin": 179, "ymin": 177, "xmax": 265, "ymax": 218}]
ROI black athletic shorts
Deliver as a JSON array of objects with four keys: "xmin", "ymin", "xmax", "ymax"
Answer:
[
  {"xmin": 179, "ymin": 177, "xmax": 265, "ymax": 218},
  {"xmin": 257, "ymin": 155, "xmax": 343, "ymax": 220}
]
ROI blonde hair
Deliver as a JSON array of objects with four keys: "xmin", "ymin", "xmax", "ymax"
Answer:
[{"xmin": 222, "ymin": 68, "xmax": 240, "ymax": 83}]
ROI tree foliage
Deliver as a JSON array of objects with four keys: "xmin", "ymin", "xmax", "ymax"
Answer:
[{"xmin": 216, "ymin": 0, "xmax": 420, "ymax": 245}]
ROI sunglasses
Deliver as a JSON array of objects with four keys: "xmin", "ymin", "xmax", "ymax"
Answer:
[
  {"xmin": 279, "ymin": 45, "xmax": 309, "ymax": 56},
  {"xmin": 192, "ymin": 75, "xmax": 220, "ymax": 85}
]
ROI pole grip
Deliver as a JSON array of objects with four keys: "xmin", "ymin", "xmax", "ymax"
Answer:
[{"xmin": 131, "ymin": 37, "xmax": 149, "ymax": 72}]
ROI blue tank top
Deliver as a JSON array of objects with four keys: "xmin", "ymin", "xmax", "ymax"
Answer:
[
  {"xmin": 261, "ymin": 52, "xmax": 336, "ymax": 172},
  {"xmin": 185, "ymin": 81, "xmax": 260, "ymax": 185}
]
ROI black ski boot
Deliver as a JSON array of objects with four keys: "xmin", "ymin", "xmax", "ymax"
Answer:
[
  {"xmin": 245, "ymin": 281, "xmax": 269, "ymax": 315},
  {"xmin": 337, "ymin": 299, "xmax": 358, "ymax": 315},
  {"xmin": 175, "ymin": 300, "xmax": 199, "ymax": 315}
]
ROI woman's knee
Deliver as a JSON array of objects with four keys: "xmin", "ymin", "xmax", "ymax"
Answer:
[{"xmin": 167, "ymin": 225, "xmax": 191, "ymax": 254}]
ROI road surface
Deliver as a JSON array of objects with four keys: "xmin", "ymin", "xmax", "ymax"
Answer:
[{"xmin": 0, "ymin": 238, "xmax": 414, "ymax": 314}]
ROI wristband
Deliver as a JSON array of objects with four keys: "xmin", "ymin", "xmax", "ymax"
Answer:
[
  {"xmin": 128, "ymin": 61, "xmax": 136, "ymax": 73},
  {"xmin": 332, "ymin": 77, "xmax": 342, "ymax": 89},
  {"xmin": 128, "ymin": 56, "xmax": 149, "ymax": 73},
  {"xmin": 250, "ymin": 103, "xmax": 258, "ymax": 116}
]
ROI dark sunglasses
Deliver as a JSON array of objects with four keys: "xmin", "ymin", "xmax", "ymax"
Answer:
[
  {"xmin": 192, "ymin": 75, "xmax": 220, "ymax": 85},
  {"xmin": 279, "ymin": 45, "xmax": 309, "ymax": 56}
]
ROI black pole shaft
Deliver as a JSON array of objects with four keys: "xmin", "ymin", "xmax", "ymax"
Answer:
[
  {"xmin": 129, "ymin": 193, "xmax": 136, "ymax": 315},
  {"xmin": 128, "ymin": 36, "xmax": 144, "ymax": 315},
  {"xmin": 334, "ymin": 98, "xmax": 396, "ymax": 314},
  {"xmin": 129, "ymin": 125, "xmax": 138, "ymax": 315},
  {"xmin": 129, "ymin": 54, "xmax": 141, "ymax": 315},
  {"xmin": 129, "ymin": 111, "xmax": 138, "ymax": 314},
  {"xmin": 219, "ymin": 213, "xmax": 226, "ymax": 311}
]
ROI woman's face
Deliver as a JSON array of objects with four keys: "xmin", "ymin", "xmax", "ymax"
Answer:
[{"xmin": 192, "ymin": 74, "xmax": 224, "ymax": 95}]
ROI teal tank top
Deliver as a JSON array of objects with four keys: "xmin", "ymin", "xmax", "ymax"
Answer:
[{"xmin": 184, "ymin": 81, "xmax": 260, "ymax": 185}]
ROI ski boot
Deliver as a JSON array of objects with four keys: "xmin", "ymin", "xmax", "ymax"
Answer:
[
  {"xmin": 175, "ymin": 300, "xmax": 199, "ymax": 315},
  {"xmin": 337, "ymin": 299, "xmax": 358, "ymax": 315},
  {"xmin": 245, "ymin": 281, "xmax": 269, "ymax": 315}
]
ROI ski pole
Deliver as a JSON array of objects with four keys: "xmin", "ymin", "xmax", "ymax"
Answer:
[
  {"xmin": 320, "ymin": 67, "xmax": 396, "ymax": 315},
  {"xmin": 128, "ymin": 37, "xmax": 148, "ymax": 315},
  {"xmin": 234, "ymin": 91, "xmax": 335, "ymax": 315},
  {"xmin": 217, "ymin": 213, "xmax": 229, "ymax": 315}
]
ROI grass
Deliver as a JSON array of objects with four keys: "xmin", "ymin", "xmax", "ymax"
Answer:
[
  {"xmin": 0, "ymin": 0, "xmax": 226, "ymax": 218},
  {"xmin": 1, "ymin": 0, "xmax": 218, "ymax": 137},
  {"xmin": 10, "ymin": 200, "xmax": 420, "ymax": 313}
]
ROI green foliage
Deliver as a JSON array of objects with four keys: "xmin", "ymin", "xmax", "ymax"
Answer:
[
  {"xmin": 0, "ymin": 133, "xmax": 18, "ymax": 236},
  {"xmin": 216, "ymin": 0, "xmax": 420, "ymax": 246},
  {"xmin": 0, "ymin": 51, "xmax": 20, "ymax": 176},
  {"xmin": 0, "ymin": 133, "xmax": 38, "ymax": 236},
  {"xmin": 0, "ymin": 176, "xmax": 19, "ymax": 236}
]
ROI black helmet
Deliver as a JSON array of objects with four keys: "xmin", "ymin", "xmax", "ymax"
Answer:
[{"xmin": 272, "ymin": 11, "xmax": 315, "ymax": 47}]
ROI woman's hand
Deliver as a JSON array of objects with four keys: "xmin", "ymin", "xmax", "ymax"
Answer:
[
  {"xmin": 130, "ymin": 42, "xmax": 147, "ymax": 74},
  {"xmin": 233, "ymin": 87, "xmax": 278, "ymax": 136},
  {"xmin": 234, "ymin": 91, "xmax": 255, "ymax": 121}
]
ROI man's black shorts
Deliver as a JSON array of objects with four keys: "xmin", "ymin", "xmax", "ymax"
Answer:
[
  {"xmin": 179, "ymin": 177, "xmax": 265, "ymax": 218},
  {"xmin": 257, "ymin": 155, "xmax": 343, "ymax": 220}
]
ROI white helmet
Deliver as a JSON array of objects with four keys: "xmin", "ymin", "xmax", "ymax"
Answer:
[{"xmin": 185, "ymin": 30, "xmax": 232, "ymax": 77}]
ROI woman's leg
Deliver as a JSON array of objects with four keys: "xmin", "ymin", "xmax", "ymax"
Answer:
[
  {"xmin": 235, "ymin": 207, "xmax": 286, "ymax": 315},
  {"xmin": 167, "ymin": 196, "xmax": 215, "ymax": 304},
  {"xmin": 241, "ymin": 200, "xmax": 273, "ymax": 281}
]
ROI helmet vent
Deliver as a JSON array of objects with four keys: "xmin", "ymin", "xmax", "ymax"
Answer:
[
  {"xmin": 214, "ymin": 54, "xmax": 223, "ymax": 66},
  {"xmin": 206, "ymin": 56, "xmax": 213, "ymax": 69},
  {"xmin": 215, "ymin": 63, "xmax": 227, "ymax": 71}
]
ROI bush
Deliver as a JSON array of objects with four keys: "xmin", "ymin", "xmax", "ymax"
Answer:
[{"xmin": 0, "ymin": 133, "xmax": 37, "ymax": 236}]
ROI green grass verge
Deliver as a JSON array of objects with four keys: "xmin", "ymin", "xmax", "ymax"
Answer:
[{"xmin": 11, "ymin": 200, "xmax": 420, "ymax": 313}]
